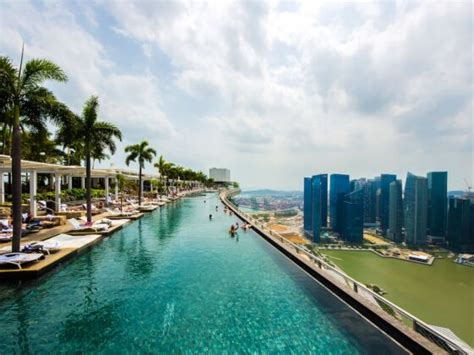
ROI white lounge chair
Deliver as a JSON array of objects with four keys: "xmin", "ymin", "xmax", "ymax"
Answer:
[
  {"xmin": 25, "ymin": 241, "xmax": 62, "ymax": 254},
  {"xmin": 68, "ymin": 218, "xmax": 109, "ymax": 232},
  {"xmin": 0, "ymin": 252, "xmax": 43, "ymax": 269},
  {"xmin": 105, "ymin": 208, "xmax": 134, "ymax": 217},
  {"xmin": 0, "ymin": 234, "xmax": 12, "ymax": 243}
]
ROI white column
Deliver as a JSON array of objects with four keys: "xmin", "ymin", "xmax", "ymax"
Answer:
[
  {"xmin": 0, "ymin": 172, "xmax": 4, "ymax": 204},
  {"xmin": 29, "ymin": 171, "xmax": 37, "ymax": 217},
  {"xmin": 114, "ymin": 177, "xmax": 119, "ymax": 201},
  {"xmin": 81, "ymin": 176, "xmax": 85, "ymax": 189},
  {"xmin": 55, "ymin": 174, "xmax": 62, "ymax": 212},
  {"xmin": 68, "ymin": 175, "xmax": 73, "ymax": 190},
  {"xmin": 104, "ymin": 176, "xmax": 109, "ymax": 205}
]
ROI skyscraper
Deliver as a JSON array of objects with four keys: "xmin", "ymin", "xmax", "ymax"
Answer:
[
  {"xmin": 427, "ymin": 171, "xmax": 448, "ymax": 238},
  {"xmin": 380, "ymin": 174, "xmax": 397, "ymax": 235},
  {"xmin": 330, "ymin": 174, "xmax": 350, "ymax": 234},
  {"xmin": 363, "ymin": 178, "xmax": 379, "ymax": 224},
  {"xmin": 387, "ymin": 180, "xmax": 403, "ymax": 242},
  {"xmin": 446, "ymin": 197, "xmax": 474, "ymax": 252},
  {"xmin": 404, "ymin": 172, "xmax": 428, "ymax": 244},
  {"xmin": 343, "ymin": 188, "xmax": 364, "ymax": 243},
  {"xmin": 321, "ymin": 174, "xmax": 328, "ymax": 228},
  {"xmin": 311, "ymin": 174, "xmax": 328, "ymax": 242},
  {"xmin": 303, "ymin": 177, "xmax": 312, "ymax": 234}
]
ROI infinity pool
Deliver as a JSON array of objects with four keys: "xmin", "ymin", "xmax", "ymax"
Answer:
[{"xmin": 0, "ymin": 193, "xmax": 405, "ymax": 353}]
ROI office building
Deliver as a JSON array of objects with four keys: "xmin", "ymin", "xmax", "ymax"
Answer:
[
  {"xmin": 447, "ymin": 197, "xmax": 474, "ymax": 252},
  {"xmin": 387, "ymin": 180, "xmax": 403, "ymax": 242},
  {"xmin": 427, "ymin": 171, "xmax": 448, "ymax": 237},
  {"xmin": 380, "ymin": 174, "xmax": 397, "ymax": 235},
  {"xmin": 209, "ymin": 168, "xmax": 231, "ymax": 183},
  {"xmin": 330, "ymin": 174, "xmax": 350, "ymax": 234},
  {"xmin": 343, "ymin": 188, "xmax": 364, "ymax": 243},
  {"xmin": 311, "ymin": 174, "xmax": 328, "ymax": 242},
  {"xmin": 303, "ymin": 177, "xmax": 312, "ymax": 233},
  {"xmin": 404, "ymin": 172, "xmax": 428, "ymax": 244},
  {"xmin": 363, "ymin": 178, "xmax": 379, "ymax": 224}
]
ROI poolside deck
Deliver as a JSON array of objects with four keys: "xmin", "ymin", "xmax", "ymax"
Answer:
[
  {"xmin": 0, "ymin": 234, "xmax": 103, "ymax": 280},
  {"xmin": 0, "ymin": 217, "xmax": 135, "ymax": 280},
  {"xmin": 107, "ymin": 213, "xmax": 144, "ymax": 220},
  {"xmin": 67, "ymin": 219, "xmax": 130, "ymax": 236}
]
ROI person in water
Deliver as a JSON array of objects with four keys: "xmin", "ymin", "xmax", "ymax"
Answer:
[
  {"xmin": 229, "ymin": 224, "xmax": 238, "ymax": 235},
  {"xmin": 209, "ymin": 214, "xmax": 213, "ymax": 220}
]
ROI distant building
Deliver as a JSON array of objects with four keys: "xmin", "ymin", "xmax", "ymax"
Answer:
[
  {"xmin": 364, "ymin": 178, "xmax": 379, "ymax": 224},
  {"xmin": 387, "ymin": 180, "xmax": 403, "ymax": 242},
  {"xmin": 209, "ymin": 168, "xmax": 231, "ymax": 183},
  {"xmin": 303, "ymin": 177, "xmax": 313, "ymax": 233},
  {"xmin": 342, "ymin": 188, "xmax": 364, "ymax": 243},
  {"xmin": 349, "ymin": 179, "xmax": 356, "ymax": 192},
  {"xmin": 404, "ymin": 172, "xmax": 428, "ymax": 244},
  {"xmin": 380, "ymin": 174, "xmax": 397, "ymax": 235},
  {"xmin": 447, "ymin": 197, "xmax": 474, "ymax": 252},
  {"xmin": 310, "ymin": 174, "xmax": 328, "ymax": 242},
  {"xmin": 427, "ymin": 171, "xmax": 448, "ymax": 238},
  {"xmin": 330, "ymin": 174, "xmax": 350, "ymax": 234}
]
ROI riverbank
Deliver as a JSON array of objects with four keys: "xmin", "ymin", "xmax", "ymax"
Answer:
[{"xmin": 322, "ymin": 249, "xmax": 474, "ymax": 348}]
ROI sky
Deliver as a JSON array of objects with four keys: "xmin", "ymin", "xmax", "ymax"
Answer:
[{"xmin": 0, "ymin": 0, "xmax": 472, "ymax": 191}]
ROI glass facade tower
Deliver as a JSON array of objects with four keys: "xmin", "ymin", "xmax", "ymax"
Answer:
[
  {"xmin": 330, "ymin": 174, "xmax": 350, "ymax": 234},
  {"xmin": 404, "ymin": 172, "xmax": 428, "ymax": 244},
  {"xmin": 363, "ymin": 178, "xmax": 379, "ymax": 224},
  {"xmin": 343, "ymin": 189, "xmax": 364, "ymax": 243},
  {"xmin": 303, "ymin": 177, "xmax": 313, "ymax": 234},
  {"xmin": 380, "ymin": 174, "xmax": 397, "ymax": 235},
  {"xmin": 447, "ymin": 197, "xmax": 474, "ymax": 252},
  {"xmin": 427, "ymin": 171, "xmax": 448, "ymax": 237},
  {"xmin": 311, "ymin": 174, "xmax": 328, "ymax": 242},
  {"xmin": 387, "ymin": 180, "xmax": 403, "ymax": 242}
]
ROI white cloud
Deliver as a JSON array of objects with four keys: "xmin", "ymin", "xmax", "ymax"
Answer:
[
  {"xmin": 1, "ymin": 0, "xmax": 471, "ymax": 189},
  {"xmin": 0, "ymin": 0, "xmax": 176, "ymax": 172}
]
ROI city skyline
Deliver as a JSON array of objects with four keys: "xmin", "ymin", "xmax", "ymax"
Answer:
[{"xmin": 0, "ymin": 1, "xmax": 471, "ymax": 190}]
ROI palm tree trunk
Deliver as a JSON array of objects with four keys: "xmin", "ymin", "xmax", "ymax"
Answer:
[
  {"xmin": 86, "ymin": 152, "xmax": 92, "ymax": 223},
  {"xmin": 138, "ymin": 165, "xmax": 142, "ymax": 206},
  {"xmin": 11, "ymin": 104, "xmax": 22, "ymax": 252}
]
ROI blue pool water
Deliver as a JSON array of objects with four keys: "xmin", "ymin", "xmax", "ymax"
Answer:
[{"xmin": 0, "ymin": 193, "xmax": 405, "ymax": 353}]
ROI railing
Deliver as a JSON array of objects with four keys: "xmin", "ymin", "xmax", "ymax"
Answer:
[{"xmin": 221, "ymin": 190, "xmax": 469, "ymax": 355}]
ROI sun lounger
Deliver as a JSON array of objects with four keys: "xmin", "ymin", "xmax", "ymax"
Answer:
[
  {"xmin": 105, "ymin": 208, "xmax": 135, "ymax": 217},
  {"xmin": 23, "ymin": 241, "xmax": 61, "ymax": 255},
  {"xmin": 0, "ymin": 234, "xmax": 12, "ymax": 243},
  {"xmin": 0, "ymin": 252, "xmax": 43, "ymax": 269},
  {"xmin": 68, "ymin": 218, "xmax": 109, "ymax": 232}
]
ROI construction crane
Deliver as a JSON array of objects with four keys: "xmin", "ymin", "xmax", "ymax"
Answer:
[{"xmin": 464, "ymin": 178, "xmax": 472, "ymax": 193}]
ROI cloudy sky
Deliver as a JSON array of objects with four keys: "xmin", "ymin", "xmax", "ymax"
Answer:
[{"xmin": 0, "ymin": 0, "xmax": 472, "ymax": 190}]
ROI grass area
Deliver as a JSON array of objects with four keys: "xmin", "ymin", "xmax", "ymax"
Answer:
[{"xmin": 322, "ymin": 250, "xmax": 474, "ymax": 347}]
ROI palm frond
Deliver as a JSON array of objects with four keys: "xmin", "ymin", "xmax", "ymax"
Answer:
[{"xmin": 21, "ymin": 59, "xmax": 67, "ymax": 91}]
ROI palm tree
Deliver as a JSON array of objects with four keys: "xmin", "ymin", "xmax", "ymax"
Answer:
[
  {"xmin": 154, "ymin": 155, "xmax": 167, "ymax": 185},
  {"xmin": 125, "ymin": 141, "xmax": 156, "ymax": 206},
  {"xmin": 0, "ymin": 50, "xmax": 67, "ymax": 251},
  {"xmin": 76, "ymin": 96, "xmax": 122, "ymax": 223}
]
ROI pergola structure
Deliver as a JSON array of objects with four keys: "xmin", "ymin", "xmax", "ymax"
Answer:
[{"xmin": 0, "ymin": 155, "xmax": 160, "ymax": 217}]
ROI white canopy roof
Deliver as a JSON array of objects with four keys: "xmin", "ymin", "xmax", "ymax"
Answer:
[{"xmin": 0, "ymin": 155, "xmax": 160, "ymax": 180}]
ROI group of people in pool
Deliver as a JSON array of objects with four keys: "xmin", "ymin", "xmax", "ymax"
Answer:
[{"xmin": 205, "ymin": 200, "xmax": 251, "ymax": 235}]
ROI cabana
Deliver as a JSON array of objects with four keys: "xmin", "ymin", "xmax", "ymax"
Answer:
[{"xmin": 0, "ymin": 155, "xmax": 160, "ymax": 218}]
